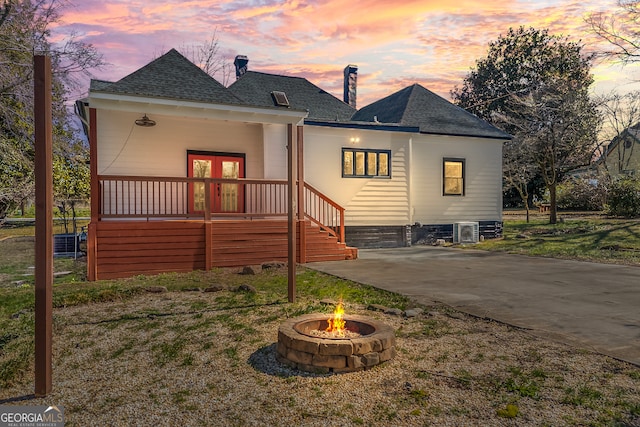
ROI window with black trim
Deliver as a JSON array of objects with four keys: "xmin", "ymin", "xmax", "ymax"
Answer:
[
  {"xmin": 443, "ymin": 158, "xmax": 464, "ymax": 196},
  {"xmin": 342, "ymin": 149, "xmax": 391, "ymax": 178}
]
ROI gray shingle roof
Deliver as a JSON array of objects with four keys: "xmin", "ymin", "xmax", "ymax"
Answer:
[
  {"xmin": 90, "ymin": 49, "xmax": 245, "ymax": 105},
  {"xmin": 229, "ymin": 71, "xmax": 355, "ymax": 121},
  {"xmin": 351, "ymin": 84, "xmax": 511, "ymax": 140},
  {"xmin": 89, "ymin": 80, "xmax": 114, "ymax": 92},
  {"xmin": 90, "ymin": 51, "xmax": 510, "ymax": 140}
]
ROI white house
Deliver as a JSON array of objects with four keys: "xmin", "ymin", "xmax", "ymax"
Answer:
[
  {"xmin": 81, "ymin": 49, "xmax": 510, "ymax": 280},
  {"xmin": 228, "ymin": 66, "xmax": 510, "ymax": 247}
]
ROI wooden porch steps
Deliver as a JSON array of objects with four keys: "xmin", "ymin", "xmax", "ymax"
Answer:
[
  {"xmin": 210, "ymin": 219, "xmax": 350, "ymax": 266},
  {"xmin": 93, "ymin": 219, "xmax": 355, "ymax": 279},
  {"xmin": 302, "ymin": 222, "xmax": 349, "ymax": 263}
]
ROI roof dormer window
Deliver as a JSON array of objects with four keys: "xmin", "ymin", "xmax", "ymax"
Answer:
[{"xmin": 271, "ymin": 91, "xmax": 290, "ymax": 107}]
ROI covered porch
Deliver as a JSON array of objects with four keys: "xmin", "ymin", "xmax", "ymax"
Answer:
[{"xmin": 84, "ymin": 71, "xmax": 356, "ymax": 281}]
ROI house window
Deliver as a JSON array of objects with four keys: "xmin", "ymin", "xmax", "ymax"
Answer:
[
  {"xmin": 342, "ymin": 149, "xmax": 391, "ymax": 178},
  {"xmin": 443, "ymin": 158, "xmax": 465, "ymax": 196}
]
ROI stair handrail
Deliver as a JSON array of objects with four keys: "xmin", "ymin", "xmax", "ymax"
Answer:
[{"xmin": 303, "ymin": 182, "xmax": 345, "ymax": 243}]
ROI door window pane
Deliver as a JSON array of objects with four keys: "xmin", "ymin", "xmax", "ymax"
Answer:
[
  {"xmin": 193, "ymin": 160, "xmax": 211, "ymax": 211},
  {"xmin": 221, "ymin": 161, "xmax": 239, "ymax": 179},
  {"xmin": 220, "ymin": 161, "xmax": 239, "ymax": 212},
  {"xmin": 193, "ymin": 159, "xmax": 211, "ymax": 178}
]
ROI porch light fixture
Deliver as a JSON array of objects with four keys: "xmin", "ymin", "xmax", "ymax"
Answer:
[
  {"xmin": 350, "ymin": 137, "xmax": 360, "ymax": 144},
  {"xmin": 135, "ymin": 114, "xmax": 156, "ymax": 127}
]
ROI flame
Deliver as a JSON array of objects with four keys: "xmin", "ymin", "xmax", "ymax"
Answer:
[{"xmin": 326, "ymin": 301, "xmax": 346, "ymax": 336}]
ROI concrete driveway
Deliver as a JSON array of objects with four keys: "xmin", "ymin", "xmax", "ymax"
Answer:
[{"xmin": 307, "ymin": 246, "xmax": 640, "ymax": 366}]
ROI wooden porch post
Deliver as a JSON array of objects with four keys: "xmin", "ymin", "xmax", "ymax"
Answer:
[
  {"xmin": 297, "ymin": 125, "xmax": 306, "ymax": 263},
  {"xmin": 204, "ymin": 178, "xmax": 212, "ymax": 221},
  {"xmin": 205, "ymin": 221, "xmax": 213, "ymax": 270},
  {"xmin": 287, "ymin": 123, "xmax": 297, "ymax": 303},
  {"xmin": 203, "ymin": 178, "xmax": 213, "ymax": 270},
  {"xmin": 34, "ymin": 55, "xmax": 53, "ymax": 396},
  {"xmin": 88, "ymin": 107, "xmax": 98, "ymax": 281}
]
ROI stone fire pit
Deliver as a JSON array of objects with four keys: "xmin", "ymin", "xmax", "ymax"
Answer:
[{"xmin": 276, "ymin": 313, "xmax": 396, "ymax": 373}]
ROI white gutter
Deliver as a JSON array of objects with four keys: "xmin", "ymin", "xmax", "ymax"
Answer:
[{"xmin": 88, "ymin": 92, "xmax": 308, "ymax": 125}]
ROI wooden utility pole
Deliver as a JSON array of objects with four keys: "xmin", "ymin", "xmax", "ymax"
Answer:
[
  {"xmin": 34, "ymin": 55, "xmax": 53, "ymax": 397},
  {"xmin": 87, "ymin": 107, "xmax": 98, "ymax": 281},
  {"xmin": 287, "ymin": 123, "xmax": 297, "ymax": 302}
]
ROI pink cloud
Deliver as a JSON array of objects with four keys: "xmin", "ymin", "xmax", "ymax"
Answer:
[{"xmin": 53, "ymin": 0, "xmax": 633, "ymax": 105}]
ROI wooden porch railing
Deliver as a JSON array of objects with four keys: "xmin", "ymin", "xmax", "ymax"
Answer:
[
  {"xmin": 99, "ymin": 175, "xmax": 288, "ymax": 220},
  {"xmin": 97, "ymin": 175, "xmax": 345, "ymax": 242},
  {"xmin": 303, "ymin": 183, "xmax": 345, "ymax": 243}
]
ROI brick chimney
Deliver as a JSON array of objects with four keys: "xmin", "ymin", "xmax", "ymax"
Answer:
[
  {"xmin": 234, "ymin": 55, "xmax": 249, "ymax": 80},
  {"xmin": 343, "ymin": 65, "xmax": 357, "ymax": 108}
]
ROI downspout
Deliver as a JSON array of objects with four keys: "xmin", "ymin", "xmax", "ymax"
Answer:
[
  {"xmin": 408, "ymin": 136, "xmax": 414, "ymax": 247},
  {"xmin": 88, "ymin": 108, "xmax": 98, "ymax": 281},
  {"xmin": 409, "ymin": 136, "xmax": 414, "ymax": 225}
]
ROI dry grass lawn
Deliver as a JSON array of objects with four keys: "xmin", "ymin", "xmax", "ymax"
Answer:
[{"xmin": 1, "ymin": 267, "xmax": 639, "ymax": 426}]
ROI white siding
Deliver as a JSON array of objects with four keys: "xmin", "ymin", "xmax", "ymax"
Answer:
[
  {"xmin": 305, "ymin": 127, "xmax": 503, "ymax": 227},
  {"xmin": 411, "ymin": 134, "xmax": 503, "ymax": 223},
  {"xmin": 262, "ymin": 124, "xmax": 287, "ymax": 179},
  {"xmin": 96, "ymin": 109, "xmax": 503, "ymax": 225},
  {"xmin": 97, "ymin": 110, "xmax": 265, "ymax": 178},
  {"xmin": 304, "ymin": 126, "xmax": 410, "ymax": 226},
  {"xmin": 345, "ymin": 142, "xmax": 410, "ymax": 225}
]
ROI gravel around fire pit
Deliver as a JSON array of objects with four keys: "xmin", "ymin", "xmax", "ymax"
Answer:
[
  {"xmin": 308, "ymin": 329, "xmax": 362, "ymax": 339},
  {"xmin": 1, "ymin": 286, "xmax": 639, "ymax": 426}
]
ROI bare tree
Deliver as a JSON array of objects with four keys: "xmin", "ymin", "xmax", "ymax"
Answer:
[
  {"xmin": 495, "ymin": 82, "xmax": 602, "ymax": 224},
  {"xmin": 587, "ymin": 0, "xmax": 640, "ymax": 64},
  {"xmin": 167, "ymin": 30, "xmax": 233, "ymax": 86},
  {"xmin": 502, "ymin": 137, "xmax": 536, "ymax": 222}
]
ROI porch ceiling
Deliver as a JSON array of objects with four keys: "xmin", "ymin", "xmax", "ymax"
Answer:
[{"xmin": 88, "ymin": 92, "xmax": 308, "ymax": 125}]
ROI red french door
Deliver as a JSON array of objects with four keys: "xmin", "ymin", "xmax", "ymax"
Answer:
[{"xmin": 188, "ymin": 153, "xmax": 245, "ymax": 214}]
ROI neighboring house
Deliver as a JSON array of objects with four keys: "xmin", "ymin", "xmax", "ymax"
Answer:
[
  {"xmin": 601, "ymin": 123, "xmax": 640, "ymax": 177},
  {"xmin": 81, "ymin": 49, "xmax": 510, "ymax": 280}
]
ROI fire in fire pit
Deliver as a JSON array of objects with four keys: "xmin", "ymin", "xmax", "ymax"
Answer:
[
  {"xmin": 325, "ymin": 301, "xmax": 346, "ymax": 336},
  {"xmin": 308, "ymin": 301, "xmax": 361, "ymax": 339},
  {"xmin": 277, "ymin": 304, "xmax": 396, "ymax": 373}
]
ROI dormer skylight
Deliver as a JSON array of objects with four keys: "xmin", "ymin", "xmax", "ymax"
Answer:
[{"xmin": 271, "ymin": 91, "xmax": 290, "ymax": 107}]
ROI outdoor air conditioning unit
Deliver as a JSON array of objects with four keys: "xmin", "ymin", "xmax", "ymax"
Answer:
[{"xmin": 453, "ymin": 222, "xmax": 479, "ymax": 244}]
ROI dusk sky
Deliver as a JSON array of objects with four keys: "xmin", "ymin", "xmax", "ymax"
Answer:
[{"xmin": 52, "ymin": 0, "xmax": 640, "ymax": 107}]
